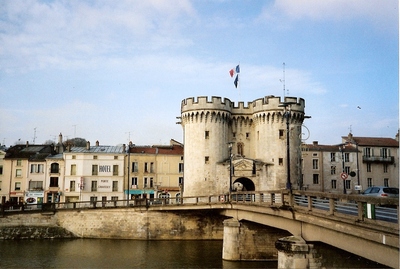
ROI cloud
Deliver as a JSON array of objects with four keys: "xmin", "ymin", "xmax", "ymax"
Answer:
[
  {"xmin": 0, "ymin": 0, "xmax": 195, "ymax": 72},
  {"xmin": 259, "ymin": 0, "xmax": 397, "ymax": 33}
]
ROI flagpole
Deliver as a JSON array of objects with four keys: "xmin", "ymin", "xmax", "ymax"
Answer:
[
  {"xmin": 281, "ymin": 62, "xmax": 286, "ymax": 98},
  {"xmin": 238, "ymin": 62, "xmax": 241, "ymax": 101}
]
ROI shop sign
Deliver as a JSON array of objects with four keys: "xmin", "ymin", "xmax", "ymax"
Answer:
[
  {"xmin": 25, "ymin": 191, "xmax": 44, "ymax": 204},
  {"xmin": 98, "ymin": 179, "xmax": 112, "ymax": 192}
]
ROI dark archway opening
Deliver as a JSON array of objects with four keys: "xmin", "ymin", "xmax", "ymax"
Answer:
[{"xmin": 233, "ymin": 177, "xmax": 255, "ymax": 191}]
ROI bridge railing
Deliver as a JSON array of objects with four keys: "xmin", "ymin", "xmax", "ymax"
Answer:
[
  {"xmin": 1, "ymin": 190, "xmax": 398, "ymax": 224},
  {"xmin": 290, "ymin": 190, "xmax": 399, "ymax": 224}
]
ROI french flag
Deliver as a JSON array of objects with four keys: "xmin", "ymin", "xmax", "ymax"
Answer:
[{"xmin": 229, "ymin": 65, "xmax": 240, "ymax": 77}]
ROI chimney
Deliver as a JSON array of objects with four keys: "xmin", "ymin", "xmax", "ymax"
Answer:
[
  {"xmin": 96, "ymin": 140, "xmax": 99, "ymax": 146},
  {"xmin": 26, "ymin": 141, "xmax": 29, "ymax": 147},
  {"xmin": 348, "ymin": 132, "xmax": 353, "ymax": 142},
  {"xmin": 86, "ymin": 141, "xmax": 90, "ymax": 150},
  {"xmin": 313, "ymin": 141, "xmax": 318, "ymax": 146},
  {"xmin": 129, "ymin": 141, "xmax": 133, "ymax": 147},
  {"xmin": 58, "ymin": 133, "xmax": 63, "ymax": 144},
  {"xmin": 123, "ymin": 144, "xmax": 126, "ymax": 153}
]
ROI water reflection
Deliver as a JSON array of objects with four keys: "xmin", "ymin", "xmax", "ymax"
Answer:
[{"xmin": 0, "ymin": 239, "xmax": 276, "ymax": 268}]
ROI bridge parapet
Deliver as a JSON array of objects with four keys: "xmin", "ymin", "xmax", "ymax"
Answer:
[{"xmin": 1, "ymin": 190, "xmax": 397, "ymax": 226}]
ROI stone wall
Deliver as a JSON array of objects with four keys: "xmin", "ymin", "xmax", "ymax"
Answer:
[
  {"xmin": 222, "ymin": 218, "xmax": 291, "ymax": 261},
  {"xmin": 238, "ymin": 220, "xmax": 291, "ymax": 260},
  {"xmin": 0, "ymin": 209, "xmax": 226, "ymax": 240},
  {"xmin": 0, "ymin": 226, "xmax": 76, "ymax": 239}
]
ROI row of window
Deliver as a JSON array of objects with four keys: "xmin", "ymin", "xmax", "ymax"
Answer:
[
  {"xmin": 312, "ymin": 175, "xmax": 390, "ymax": 188},
  {"xmin": 68, "ymin": 163, "xmax": 184, "ymax": 175},
  {"xmin": 71, "ymin": 155, "xmax": 120, "ymax": 160},
  {"xmin": 69, "ymin": 164, "xmax": 120, "ymax": 176},
  {"xmin": 364, "ymin": 147, "xmax": 391, "ymax": 158},
  {"xmin": 129, "ymin": 177, "xmax": 184, "ymax": 188},
  {"xmin": 328, "ymin": 164, "xmax": 388, "ymax": 175},
  {"xmin": 6, "ymin": 180, "xmax": 120, "ymax": 192},
  {"xmin": 130, "ymin": 162, "xmax": 156, "ymax": 173},
  {"xmin": 130, "ymin": 162, "xmax": 184, "ymax": 174}
]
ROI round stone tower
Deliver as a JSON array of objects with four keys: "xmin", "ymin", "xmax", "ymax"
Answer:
[
  {"xmin": 251, "ymin": 96, "xmax": 306, "ymax": 190},
  {"xmin": 180, "ymin": 95, "xmax": 306, "ymax": 197},
  {"xmin": 181, "ymin": 96, "xmax": 233, "ymax": 197}
]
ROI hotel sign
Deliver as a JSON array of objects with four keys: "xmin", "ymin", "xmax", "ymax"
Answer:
[{"xmin": 99, "ymin": 165, "xmax": 111, "ymax": 173}]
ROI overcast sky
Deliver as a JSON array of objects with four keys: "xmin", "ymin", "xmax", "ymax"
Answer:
[{"xmin": 0, "ymin": 0, "xmax": 398, "ymax": 147}]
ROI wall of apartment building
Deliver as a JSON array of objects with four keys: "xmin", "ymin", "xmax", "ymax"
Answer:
[
  {"xmin": 301, "ymin": 141, "xmax": 399, "ymax": 193},
  {"xmin": 321, "ymin": 151, "xmax": 358, "ymax": 194},
  {"xmin": 0, "ymin": 150, "xmax": 8, "ymax": 203},
  {"xmin": 126, "ymin": 147, "xmax": 184, "ymax": 201},
  {"xmin": 357, "ymin": 145, "xmax": 399, "ymax": 189},
  {"xmin": 3, "ymin": 159, "xmax": 31, "ymax": 204},
  {"xmin": 63, "ymin": 146, "xmax": 125, "ymax": 203}
]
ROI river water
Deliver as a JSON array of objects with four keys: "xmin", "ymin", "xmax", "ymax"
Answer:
[
  {"xmin": 0, "ymin": 239, "xmax": 388, "ymax": 268},
  {"xmin": 0, "ymin": 239, "xmax": 274, "ymax": 268}
]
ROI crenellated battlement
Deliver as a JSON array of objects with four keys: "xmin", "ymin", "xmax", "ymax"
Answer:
[
  {"xmin": 181, "ymin": 96, "xmax": 233, "ymax": 113},
  {"xmin": 181, "ymin": 95, "xmax": 305, "ymax": 116}
]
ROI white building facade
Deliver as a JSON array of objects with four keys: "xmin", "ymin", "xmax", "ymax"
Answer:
[{"xmin": 63, "ymin": 141, "xmax": 125, "ymax": 205}]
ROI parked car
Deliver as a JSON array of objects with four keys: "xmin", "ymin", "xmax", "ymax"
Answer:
[{"xmin": 362, "ymin": 186, "xmax": 399, "ymax": 198}]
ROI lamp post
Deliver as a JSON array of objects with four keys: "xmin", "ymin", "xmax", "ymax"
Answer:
[
  {"xmin": 355, "ymin": 142, "xmax": 360, "ymax": 193},
  {"xmin": 228, "ymin": 142, "xmax": 234, "ymax": 196},
  {"xmin": 127, "ymin": 144, "xmax": 131, "ymax": 205},
  {"xmin": 279, "ymin": 102, "xmax": 296, "ymax": 191},
  {"xmin": 339, "ymin": 144, "xmax": 346, "ymax": 194}
]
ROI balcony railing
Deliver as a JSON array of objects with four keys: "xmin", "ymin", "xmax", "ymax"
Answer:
[{"xmin": 362, "ymin": 156, "xmax": 394, "ymax": 163}]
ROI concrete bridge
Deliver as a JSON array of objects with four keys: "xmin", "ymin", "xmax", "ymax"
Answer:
[
  {"xmin": 147, "ymin": 190, "xmax": 398, "ymax": 268},
  {"xmin": 1, "ymin": 190, "xmax": 398, "ymax": 268}
]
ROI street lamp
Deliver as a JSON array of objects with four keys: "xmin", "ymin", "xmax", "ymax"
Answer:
[
  {"xmin": 355, "ymin": 142, "xmax": 360, "ymax": 193},
  {"xmin": 126, "ymin": 143, "xmax": 132, "ymax": 205},
  {"xmin": 227, "ymin": 142, "xmax": 234, "ymax": 195},
  {"xmin": 338, "ymin": 144, "xmax": 347, "ymax": 194},
  {"xmin": 279, "ymin": 102, "xmax": 296, "ymax": 191}
]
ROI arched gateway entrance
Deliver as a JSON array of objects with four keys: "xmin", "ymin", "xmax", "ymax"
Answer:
[{"xmin": 232, "ymin": 177, "xmax": 255, "ymax": 191}]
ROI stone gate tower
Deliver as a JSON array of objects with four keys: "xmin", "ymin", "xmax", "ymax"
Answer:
[{"xmin": 180, "ymin": 96, "xmax": 306, "ymax": 197}]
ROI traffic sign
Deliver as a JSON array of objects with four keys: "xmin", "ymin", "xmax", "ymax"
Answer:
[{"xmin": 340, "ymin": 172, "xmax": 348, "ymax": 180}]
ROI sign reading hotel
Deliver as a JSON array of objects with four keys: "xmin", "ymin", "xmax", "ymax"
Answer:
[{"xmin": 99, "ymin": 165, "xmax": 111, "ymax": 173}]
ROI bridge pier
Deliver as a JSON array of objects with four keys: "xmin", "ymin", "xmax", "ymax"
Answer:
[
  {"xmin": 222, "ymin": 218, "xmax": 241, "ymax": 260},
  {"xmin": 222, "ymin": 218, "xmax": 291, "ymax": 261},
  {"xmin": 275, "ymin": 236, "xmax": 321, "ymax": 269}
]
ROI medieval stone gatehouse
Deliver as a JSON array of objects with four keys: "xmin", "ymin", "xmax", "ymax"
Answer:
[{"xmin": 180, "ymin": 95, "xmax": 306, "ymax": 197}]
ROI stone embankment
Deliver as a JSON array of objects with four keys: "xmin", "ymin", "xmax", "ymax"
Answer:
[{"xmin": 0, "ymin": 208, "xmax": 226, "ymax": 240}]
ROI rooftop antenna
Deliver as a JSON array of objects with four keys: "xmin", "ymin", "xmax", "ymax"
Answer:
[
  {"xmin": 126, "ymin": 131, "xmax": 132, "ymax": 143},
  {"xmin": 280, "ymin": 62, "xmax": 288, "ymax": 97},
  {"xmin": 33, "ymin": 127, "xmax": 37, "ymax": 144},
  {"xmin": 73, "ymin": 125, "xmax": 77, "ymax": 138}
]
